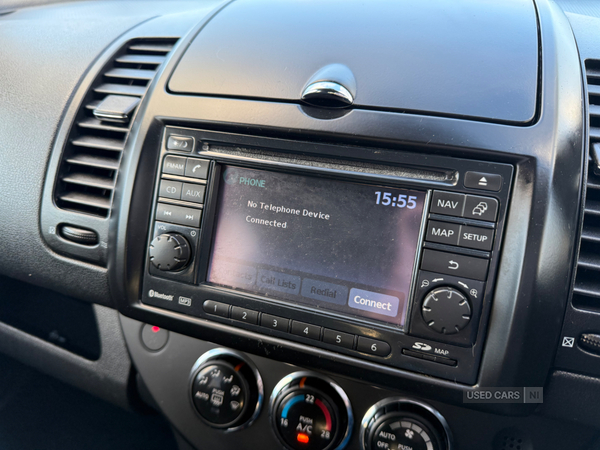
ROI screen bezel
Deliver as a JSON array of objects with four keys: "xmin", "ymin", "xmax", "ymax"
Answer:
[{"xmin": 199, "ymin": 161, "xmax": 431, "ymax": 333}]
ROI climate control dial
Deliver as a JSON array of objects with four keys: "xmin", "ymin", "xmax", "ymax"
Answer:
[
  {"xmin": 189, "ymin": 349, "xmax": 263, "ymax": 430},
  {"xmin": 271, "ymin": 373, "xmax": 353, "ymax": 450},
  {"xmin": 361, "ymin": 398, "xmax": 451, "ymax": 450}
]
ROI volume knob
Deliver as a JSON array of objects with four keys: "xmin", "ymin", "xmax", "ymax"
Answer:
[{"xmin": 148, "ymin": 233, "xmax": 191, "ymax": 271}]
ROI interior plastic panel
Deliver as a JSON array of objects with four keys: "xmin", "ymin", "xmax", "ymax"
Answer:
[{"xmin": 169, "ymin": 0, "xmax": 539, "ymax": 124}]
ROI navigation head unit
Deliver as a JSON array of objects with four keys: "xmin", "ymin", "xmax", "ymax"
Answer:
[
  {"xmin": 142, "ymin": 127, "xmax": 513, "ymax": 385},
  {"xmin": 207, "ymin": 165, "xmax": 428, "ymax": 329}
]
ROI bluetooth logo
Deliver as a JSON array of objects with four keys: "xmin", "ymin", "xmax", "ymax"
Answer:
[{"xmin": 223, "ymin": 169, "xmax": 238, "ymax": 185}]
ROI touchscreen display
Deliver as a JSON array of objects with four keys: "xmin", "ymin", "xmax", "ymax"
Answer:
[{"xmin": 206, "ymin": 166, "xmax": 427, "ymax": 328}]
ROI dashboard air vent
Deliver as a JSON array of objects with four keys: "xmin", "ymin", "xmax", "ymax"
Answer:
[
  {"xmin": 54, "ymin": 38, "xmax": 178, "ymax": 217},
  {"xmin": 572, "ymin": 61, "xmax": 600, "ymax": 310}
]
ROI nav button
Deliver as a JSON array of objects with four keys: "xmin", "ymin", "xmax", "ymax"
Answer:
[{"xmin": 430, "ymin": 191, "xmax": 465, "ymax": 217}]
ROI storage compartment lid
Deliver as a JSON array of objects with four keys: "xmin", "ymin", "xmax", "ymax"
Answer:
[{"xmin": 169, "ymin": 0, "xmax": 539, "ymax": 124}]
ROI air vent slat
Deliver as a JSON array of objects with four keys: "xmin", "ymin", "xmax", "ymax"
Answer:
[
  {"xmin": 104, "ymin": 68, "xmax": 156, "ymax": 81},
  {"xmin": 590, "ymin": 105, "xmax": 600, "ymax": 118},
  {"xmin": 54, "ymin": 38, "xmax": 178, "ymax": 218},
  {"xmin": 585, "ymin": 201, "xmax": 600, "ymax": 216},
  {"xmin": 590, "ymin": 127, "xmax": 600, "ymax": 141},
  {"xmin": 115, "ymin": 54, "xmax": 166, "ymax": 65},
  {"xmin": 66, "ymin": 154, "xmax": 120, "ymax": 170},
  {"xmin": 582, "ymin": 225, "xmax": 600, "ymax": 242},
  {"xmin": 85, "ymin": 100, "xmax": 102, "ymax": 111},
  {"xmin": 573, "ymin": 61, "xmax": 600, "ymax": 310},
  {"xmin": 59, "ymin": 192, "xmax": 112, "ymax": 210},
  {"xmin": 573, "ymin": 285, "xmax": 600, "ymax": 299},
  {"xmin": 62, "ymin": 173, "xmax": 115, "ymax": 190},
  {"xmin": 71, "ymin": 136, "xmax": 124, "ymax": 152},
  {"xmin": 78, "ymin": 117, "xmax": 129, "ymax": 133},
  {"xmin": 589, "ymin": 85, "xmax": 600, "ymax": 97},
  {"xmin": 94, "ymin": 83, "xmax": 147, "ymax": 97},
  {"xmin": 128, "ymin": 43, "xmax": 174, "ymax": 53}
]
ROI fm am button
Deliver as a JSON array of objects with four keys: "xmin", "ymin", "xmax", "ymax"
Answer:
[{"xmin": 430, "ymin": 191, "xmax": 465, "ymax": 217}]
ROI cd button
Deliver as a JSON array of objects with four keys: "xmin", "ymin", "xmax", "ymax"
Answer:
[
  {"xmin": 430, "ymin": 191, "xmax": 465, "ymax": 217},
  {"xmin": 159, "ymin": 179, "xmax": 182, "ymax": 200},
  {"xmin": 463, "ymin": 195, "xmax": 499, "ymax": 222},
  {"xmin": 322, "ymin": 329, "xmax": 355, "ymax": 349},
  {"xmin": 203, "ymin": 300, "xmax": 230, "ymax": 318},
  {"xmin": 260, "ymin": 314, "xmax": 290, "ymax": 332},
  {"xmin": 357, "ymin": 337, "xmax": 391, "ymax": 357},
  {"xmin": 426, "ymin": 221, "xmax": 461, "ymax": 246},
  {"xmin": 464, "ymin": 171, "xmax": 502, "ymax": 191},
  {"xmin": 421, "ymin": 249, "xmax": 489, "ymax": 281},
  {"xmin": 291, "ymin": 321, "xmax": 321, "ymax": 340},
  {"xmin": 163, "ymin": 155, "xmax": 187, "ymax": 176},
  {"xmin": 231, "ymin": 306, "xmax": 259, "ymax": 324}
]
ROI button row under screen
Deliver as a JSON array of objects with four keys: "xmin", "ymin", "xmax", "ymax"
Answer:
[{"xmin": 202, "ymin": 300, "xmax": 391, "ymax": 357}]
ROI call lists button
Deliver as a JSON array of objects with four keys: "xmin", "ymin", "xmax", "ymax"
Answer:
[{"xmin": 348, "ymin": 288, "xmax": 400, "ymax": 317}]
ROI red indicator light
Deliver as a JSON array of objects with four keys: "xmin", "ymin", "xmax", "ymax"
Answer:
[
  {"xmin": 151, "ymin": 326, "xmax": 160, "ymax": 333},
  {"xmin": 297, "ymin": 433, "xmax": 310, "ymax": 444}
]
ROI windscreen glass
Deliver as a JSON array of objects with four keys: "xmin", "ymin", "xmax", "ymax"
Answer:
[{"xmin": 206, "ymin": 166, "xmax": 427, "ymax": 328}]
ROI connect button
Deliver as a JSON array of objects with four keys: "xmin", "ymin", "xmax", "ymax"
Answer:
[{"xmin": 348, "ymin": 288, "xmax": 400, "ymax": 318}]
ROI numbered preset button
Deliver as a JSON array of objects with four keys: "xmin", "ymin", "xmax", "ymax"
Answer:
[
  {"xmin": 291, "ymin": 321, "xmax": 322, "ymax": 340},
  {"xmin": 231, "ymin": 306, "xmax": 259, "ymax": 325},
  {"xmin": 357, "ymin": 336, "xmax": 391, "ymax": 357},
  {"xmin": 260, "ymin": 314, "xmax": 290, "ymax": 332},
  {"xmin": 323, "ymin": 329, "xmax": 355, "ymax": 349},
  {"xmin": 203, "ymin": 300, "xmax": 230, "ymax": 318}
]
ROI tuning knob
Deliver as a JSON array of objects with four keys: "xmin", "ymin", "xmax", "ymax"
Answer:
[
  {"xmin": 148, "ymin": 233, "xmax": 191, "ymax": 271},
  {"xmin": 421, "ymin": 287, "xmax": 471, "ymax": 334}
]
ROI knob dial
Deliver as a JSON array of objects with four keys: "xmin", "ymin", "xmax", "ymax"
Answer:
[
  {"xmin": 361, "ymin": 398, "xmax": 450, "ymax": 450},
  {"xmin": 190, "ymin": 349, "xmax": 263, "ymax": 430},
  {"xmin": 421, "ymin": 287, "xmax": 471, "ymax": 334},
  {"xmin": 148, "ymin": 233, "xmax": 191, "ymax": 271},
  {"xmin": 271, "ymin": 373, "xmax": 353, "ymax": 450}
]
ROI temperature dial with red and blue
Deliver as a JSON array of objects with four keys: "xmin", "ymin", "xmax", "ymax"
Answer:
[{"xmin": 271, "ymin": 373, "xmax": 353, "ymax": 450}]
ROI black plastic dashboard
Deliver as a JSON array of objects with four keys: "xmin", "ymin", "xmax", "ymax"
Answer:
[{"xmin": 2, "ymin": 0, "xmax": 600, "ymax": 449}]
